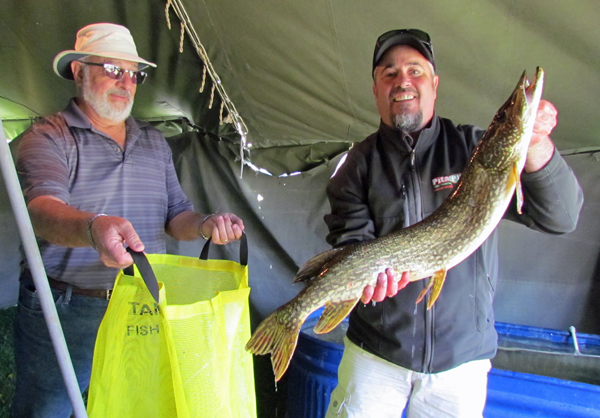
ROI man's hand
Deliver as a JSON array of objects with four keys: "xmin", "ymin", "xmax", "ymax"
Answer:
[
  {"xmin": 525, "ymin": 99, "xmax": 557, "ymax": 173},
  {"xmin": 27, "ymin": 196, "xmax": 144, "ymax": 269},
  {"xmin": 89, "ymin": 215, "xmax": 144, "ymax": 268},
  {"xmin": 361, "ymin": 268, "xmax": 411, "ymax": 304},
  {"xmin": 201, "ymin": 213, "xmax": 245, "ymax": 245}
]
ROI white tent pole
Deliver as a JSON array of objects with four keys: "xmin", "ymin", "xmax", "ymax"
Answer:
[{"xmin": 0, "ymin": 121, "xmax": 88, "ymax": 418}]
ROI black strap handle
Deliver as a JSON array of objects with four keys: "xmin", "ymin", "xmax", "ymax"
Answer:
[
  {"xmin": 124, "ymin": 247, "xmax": 160, "ymax": 302},
  {"xmin": 121, "ymin": 232, "xmax": 248, "ymax": 300},
  {"xmin": 200, "ymin": 232, "xmax": 248, "ymax": 266}
]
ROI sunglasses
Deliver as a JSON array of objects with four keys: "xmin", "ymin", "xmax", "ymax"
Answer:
[
  {"xmin": 77, "ymin": 61, "xmax": 148, "ymax": 85},
  {"xmin": 376, "ymin": 29, "xmax": 433, "ymax": 57}
]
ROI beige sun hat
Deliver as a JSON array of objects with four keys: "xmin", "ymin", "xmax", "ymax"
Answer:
[{"xmin": 53, "ymin": 23, "xmax": 157, "ymax": 80}]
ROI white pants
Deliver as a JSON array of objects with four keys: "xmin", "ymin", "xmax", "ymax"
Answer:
[{"xmin": 325, "ymin": 338, "xmax": 491, "ymax": 418}]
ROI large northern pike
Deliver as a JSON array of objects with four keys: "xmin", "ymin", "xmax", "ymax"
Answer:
[{"xmin": 246, "ymin": 68, "xmax": 545, "ymax": 381}]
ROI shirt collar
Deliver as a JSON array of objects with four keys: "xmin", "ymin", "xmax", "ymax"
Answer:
[{"xmin": 61, "ymin": 98, "xmax": 148, "ymax": 132}]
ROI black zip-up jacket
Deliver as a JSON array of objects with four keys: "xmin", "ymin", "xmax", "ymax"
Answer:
[{"xmin": 324, "ymin": 116, "xmax": 583, "ymax": 373}]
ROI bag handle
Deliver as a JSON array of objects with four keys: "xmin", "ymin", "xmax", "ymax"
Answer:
[
  {"xmin": 200, "ymin": 232, "xmax": 248, "ymax": 266},
  {"xmin": 124, "ymin": 247, "xmax": 160, "ymax": 302}
]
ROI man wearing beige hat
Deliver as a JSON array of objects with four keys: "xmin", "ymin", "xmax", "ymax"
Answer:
[{"xmin": 12, "ymin": 23, "xmax": 244, "ymax": 417}]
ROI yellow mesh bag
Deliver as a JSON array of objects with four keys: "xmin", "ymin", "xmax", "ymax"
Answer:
[{"xmin": 87, "ymin": 234, "xmax": 256, "ymax": 418}]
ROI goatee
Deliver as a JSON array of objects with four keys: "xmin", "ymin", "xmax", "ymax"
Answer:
[{"xmin": 392, "ymin": 110, "xmax": 423, "ymax": 134}]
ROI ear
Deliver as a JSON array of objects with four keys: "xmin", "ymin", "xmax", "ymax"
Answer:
[{"xmin": 71, "ymin": 61, "xmax": 83, "ymax": 84}]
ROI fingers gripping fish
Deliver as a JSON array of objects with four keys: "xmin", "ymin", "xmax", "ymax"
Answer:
[{"xmin": 246, "ymin": 68, "xmax": 545, "ymax": 381}]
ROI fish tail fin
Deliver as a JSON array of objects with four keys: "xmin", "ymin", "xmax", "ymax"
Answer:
[{"xmin": 245, "ymin": 310, "xmax": 302, "ymax": 381}]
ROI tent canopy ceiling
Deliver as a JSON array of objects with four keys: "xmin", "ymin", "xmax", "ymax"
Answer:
[{"xmin": 1, "ymin": 0, "xmax": 599, "ymax": 172}]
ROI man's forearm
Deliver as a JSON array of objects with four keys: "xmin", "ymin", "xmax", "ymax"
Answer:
[
  {"xmin": 166, "ymin": 210, "xmax": 204, "ymax": 241},
  {"xmin": 28, "ymin": 196, "xmax": 94, "ymax": 247}
]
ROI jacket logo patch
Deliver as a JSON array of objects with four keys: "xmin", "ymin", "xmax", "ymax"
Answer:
[{"xmin": 432, "ymin": 174, "xmax": 461, "ymax": 191}]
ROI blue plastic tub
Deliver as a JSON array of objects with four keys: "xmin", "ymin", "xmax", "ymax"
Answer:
[
  {"xmin": 493, "ymin": 322, "xmax": 600, "ymax": 386},
  {"xmin": 286, "ymin": 311, "xmax": 346, "ymax": 418},
  {"xmin": 486, "ymin": 368, "xmax": 600, "ymax": 417},
  {"xmin": 286, "ymin": 312, "xmax": 600, "ymax": 417}
]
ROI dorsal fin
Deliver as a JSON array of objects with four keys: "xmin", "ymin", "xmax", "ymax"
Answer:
[{"xmin": 293, "ymin": 247, "xmax": 344, "ymax": 283}]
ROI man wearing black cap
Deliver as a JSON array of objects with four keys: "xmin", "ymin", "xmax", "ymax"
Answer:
[
  {"xmin": 12, "ymin": 23, "xmax": 245, "ymax": 417},
  {"xmin": 324, "ymin": 29, "xmax": 582, "ymax": 417}
]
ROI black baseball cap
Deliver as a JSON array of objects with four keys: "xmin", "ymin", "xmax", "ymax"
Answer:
[{"xmin": 372, "ymin": 29, "xmax": 435, "ymax": 75}]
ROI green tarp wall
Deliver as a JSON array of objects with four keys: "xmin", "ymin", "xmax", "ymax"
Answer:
[{"xmin": 1, "ymin": 1, "xmax": 599, "ymax": 416}]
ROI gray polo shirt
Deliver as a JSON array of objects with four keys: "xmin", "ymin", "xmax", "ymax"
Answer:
[{"xmin": 16, "ymin": 99, "xmax": 194, "ymax": 288}]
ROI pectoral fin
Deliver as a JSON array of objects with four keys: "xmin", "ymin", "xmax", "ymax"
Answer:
[
  {"xmin": 427, "ymin": 269, "xmax": 448, "ymax": 310},
  {"xmin": 314, "ymin": 299, "xmax": 358, "ymax": 334},
  {"xmin": 511, "ymin": 161, "xmax": 524, "ymax": 214},
  {"xmin": 415, "ymin": 269, "xmax": 448, "ymax": 310}
]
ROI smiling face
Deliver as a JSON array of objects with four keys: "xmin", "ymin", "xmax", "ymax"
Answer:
[
  {"xmin": 373, "ymin": 45, "xmax": 439, "ymax": 135},
  {"xmin": 72, "ymin": 56, "xmax": 138, "ymax": 123}
]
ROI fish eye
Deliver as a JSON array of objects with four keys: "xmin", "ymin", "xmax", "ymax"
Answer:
[{"xmin": 495, "ymin": 110, "xmax": 507, "ymax": 124}]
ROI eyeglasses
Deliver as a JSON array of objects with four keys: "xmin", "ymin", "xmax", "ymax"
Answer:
[
  {"xmin": 77, "ymin": 61, "xmax": 148, "ymax": 85},
  {"xmin": 375, "ymin": 29, "xmax": 433, "ymax": 56}
]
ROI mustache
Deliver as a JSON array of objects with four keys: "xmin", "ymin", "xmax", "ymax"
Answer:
[{"xmin": 106, "ymin": 87, "xmax": 132, "ymax": 99}]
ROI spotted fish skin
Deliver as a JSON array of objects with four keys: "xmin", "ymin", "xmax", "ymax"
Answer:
[{"xmin": 246, "ymin": 68, "xmax": 545, "ymax": 381}]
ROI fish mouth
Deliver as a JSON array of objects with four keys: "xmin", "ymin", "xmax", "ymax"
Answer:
[
  {"xmin": 502, "ymin": 67, "xmax": 543, "ymax": 121},
  {"xmin": 523, "ymin": 67, "xmax": 544, "ymax": 109}
]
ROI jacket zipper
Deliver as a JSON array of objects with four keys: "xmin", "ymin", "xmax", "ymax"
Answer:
[
  {"xmin": 409, "ymin": 146, "xmax": 434, "ymax": 373},
  {"xmin": 402, "ymin": 184, "xmax": 410, "ymax": 228},
  {"xmin": 409, "ymin": 148, "xmax": 422, "ymax": 223}
]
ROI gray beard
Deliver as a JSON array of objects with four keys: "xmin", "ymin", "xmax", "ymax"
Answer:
[
  {"xmin": 391, "ymin": 110, "xmax": 423, "ymax": 134},
  {"xmin": 81, "ymin": 69, "xmax": 133, "ymax": 123}
]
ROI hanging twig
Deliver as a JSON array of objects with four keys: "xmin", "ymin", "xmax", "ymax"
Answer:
[
  {"xmin": 209, "ymin": 84, "xmax": 215, "ymax": 109},
  {"xmin": 165, "ymin": 0, "xmax": 249, "ymax": 178},
  {"xmin": 199, "ymin": 65, "xmax": 206, "ymax": 93},
  {"xmin": 178, "ymin": 22, "xmax": 185, "ymax": 53},
  {"xmin": 165, "ymin": 0, "xmax": 172, "ymax": 29}
]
